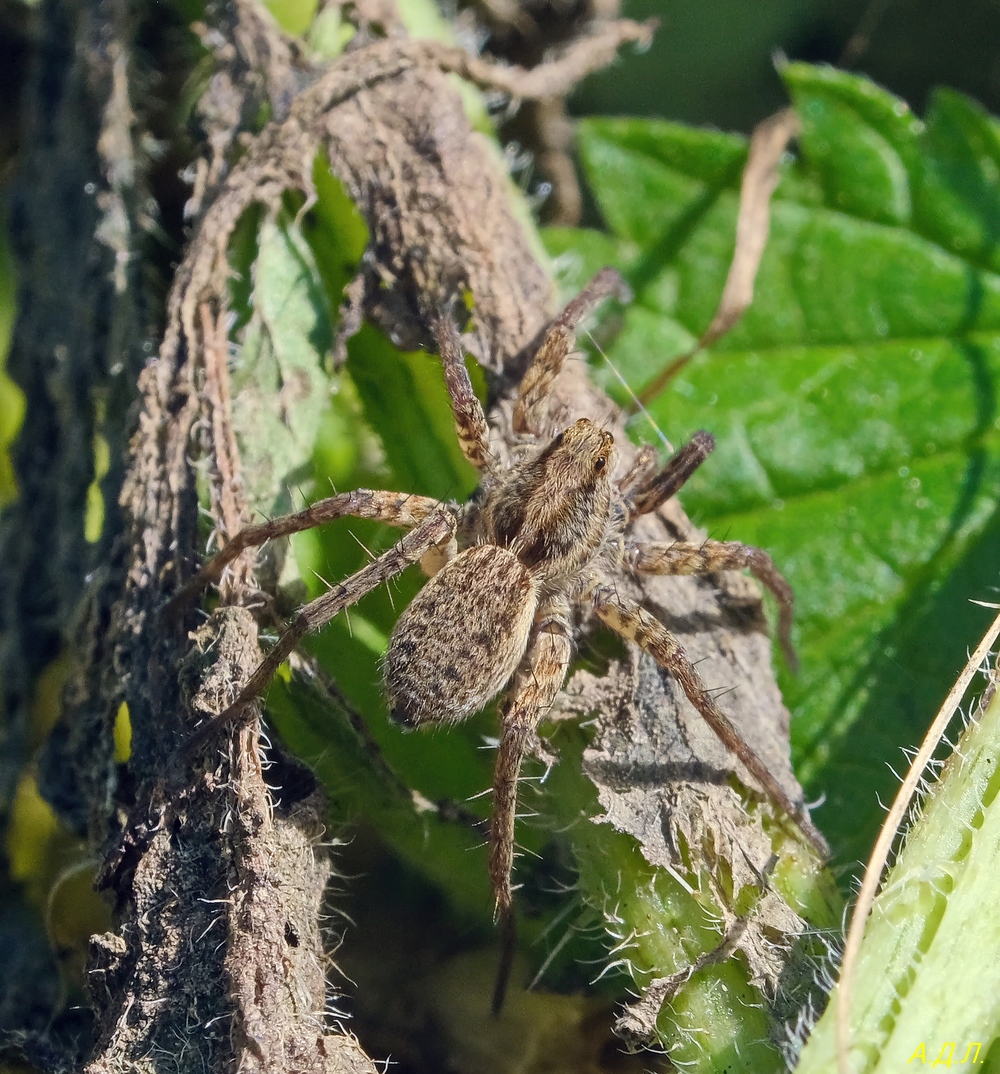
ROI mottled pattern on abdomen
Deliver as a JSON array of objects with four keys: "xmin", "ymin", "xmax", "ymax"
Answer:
[{"xmin": 385, "ymin": 545, "xmax": 538, "ymax": 727}]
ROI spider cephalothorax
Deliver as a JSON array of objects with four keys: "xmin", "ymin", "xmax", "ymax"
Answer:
[
  {"xmin": 182, "ymin": 267, "xmax": 823, "ymax": 1007},
  {"xmin": 480, "ymin": 418, "xmax": 615, "ymax": 583},
  {"xmin": 384, "ymin": 418, "xmax": 615, "ymax": 730}
]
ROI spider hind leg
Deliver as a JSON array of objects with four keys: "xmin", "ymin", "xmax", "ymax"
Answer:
[
  {"xmin": 590, "ymin": 584, "xmax": 827, "ymax": 856},
  {"xmin": 183, "ymin": 507, "xmax": 457, "ymax": 752},
  {"xmin": 626, "ymin": 539, "xmax": 797, "ymax": 670},
  {"xmin": 490, "ymin": 611, "xmax": 572, "ymax": 1012}
]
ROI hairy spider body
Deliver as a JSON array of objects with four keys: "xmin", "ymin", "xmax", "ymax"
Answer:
[
  {"xmin": 386, "ymin": 419, "xmax": 614, "ymax": 728},
  {"xmin": 481, "ymin": 419, "xmax": 614, "ymax": 583},
  {"xmin": 183, "ymin": 267, "xmax": 823, "ymax": 1010}
]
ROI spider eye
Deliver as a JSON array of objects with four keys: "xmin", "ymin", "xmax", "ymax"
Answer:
[{"xmin": 595, "ymin": 456, "xmax": 607, "ymax": 472}]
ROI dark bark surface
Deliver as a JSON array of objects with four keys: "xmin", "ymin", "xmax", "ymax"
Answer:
[{"xmin": 0, "ymin": 0, "xmax": 148, "ymax": 1059}]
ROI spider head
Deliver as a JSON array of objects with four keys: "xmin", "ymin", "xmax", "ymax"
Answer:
[{"xmin": 544, "ymin": 418, "xmax": 616, "ymax": 488}]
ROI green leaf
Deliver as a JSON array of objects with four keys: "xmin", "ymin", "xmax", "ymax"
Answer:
[
  {"xmin": 345, "ymin": 325, "xmax": 479, "ymax": 501},
  {"xmin": 231, "ymin": 212, "xmax": 337, "ymax": 515},
  {"xmin": 794, "ymin": 683, "xmax": 1000, "ymax": 1074},
  {"xmin": 579, "ymin": 119, "xmax": 746, "ymax": 246},
  {"xmin": 562, "ymin": 68, "xmax": 1000, "ymax": 877},
  {"xmin": 268, "ymin": 666, "xmax": 496, "ymax": 919},
  {"xmin": 914, "ymin": 89, "xmax": 1000, "ymax": 274}
]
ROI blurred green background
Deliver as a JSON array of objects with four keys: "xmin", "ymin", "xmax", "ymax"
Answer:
[{"xmin": 574, "ymin": 0, "xmax": 1000, "ymax": 135}]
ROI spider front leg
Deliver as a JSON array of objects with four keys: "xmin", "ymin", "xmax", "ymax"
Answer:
[
  {"xmin": 513, "ymin": 267, "xmax": 631, "ymax": 435},
  {"xmin": 184, "ymin": 506, "xmax": 457, "ymax": 752},
  {"xmin": 590, "ymin": 585, "xmax": 828, "ymax": 856},
  {"xmin": 172, "ymin": 489, "xmax": 448, "ymax": 607},
  {"xmin": 432, "ymin": 315, "xmax": 494, "ymax": 473},
  {"xmin": 626, "ymin": 539, "xmax": 797, "ymax": 670},
  {"xmin": 490, "ymin": 610, "xmax": 572, "ymax": 1011}
]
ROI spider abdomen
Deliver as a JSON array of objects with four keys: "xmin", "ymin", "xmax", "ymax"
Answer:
[{"xmin": 384, "ymin": 544, "xmax": 538, "ymax": 728}]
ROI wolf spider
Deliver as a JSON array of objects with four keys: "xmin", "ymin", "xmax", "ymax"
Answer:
[{"xmin": 182, "ymin": 267, "xmax": 822, "ymax": 1005}]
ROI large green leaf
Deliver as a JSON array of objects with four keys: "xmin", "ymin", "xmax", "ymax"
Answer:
[{"xmin": 554, "ymin": 65, "xmax": 1000, "ymax": 871}]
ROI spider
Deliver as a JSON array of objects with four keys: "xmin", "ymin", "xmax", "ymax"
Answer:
[{"xmin": 180, "ymin": 267, "xmax": 823, "ymax": 1005}]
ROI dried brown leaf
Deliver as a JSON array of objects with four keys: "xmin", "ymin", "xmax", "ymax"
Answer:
[{"xmin": 637, "ymin": 107, "xmax": 800, "ymax": 405}]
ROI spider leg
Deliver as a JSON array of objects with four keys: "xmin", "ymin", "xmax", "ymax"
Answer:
[
  {"xmin": 626, "ymin": 540, "xmax": 797, "ymax": 670},
  {"xmin": 431, "ymin": 316, "xmax": 494, "ymax": 473},
  {"xmin": 590, "ymin": 584, "xmax": 827, "ymax": 856},
  {"xmin": 490, "ymin": 609, "xmax": 572, "ymax": 1012},
  {"xmin": 184, "ymin": 508, "xmax": 457, "ymax": 753},
  {"xmin": 172, "ymin": 488, "xmax": 448, "ymax": 608},
  {"xmin": 623, "ymin": 431, "xmax": 715, "ymax": 522},
  {"xmin": 513, "ymin": 267, "xmax": 630, "ymax": 436}
]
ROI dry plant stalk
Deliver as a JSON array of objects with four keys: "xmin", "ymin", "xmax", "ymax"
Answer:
[{"xmin": 637, "ymin": 107, "xmax": 800, "ymax": 405}]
